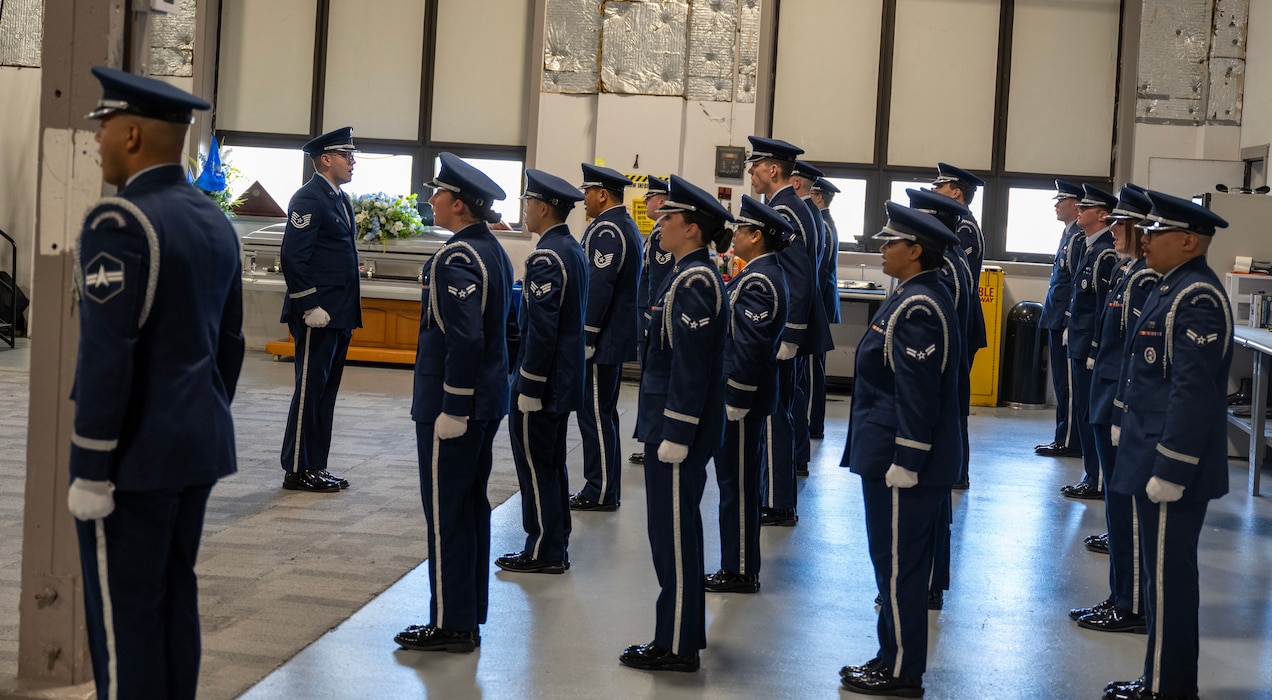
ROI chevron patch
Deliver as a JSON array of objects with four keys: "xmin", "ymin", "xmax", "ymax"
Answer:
[
  {"xmin": 594, "ymin": 251, "xmax": 615, "ymax": 269},
  {"xmin": 530, "ymin": 281, "xmax": 553, "ymax": 298},
  {"xmin": 1185, "ymin": 329, "xmax": 1218, "ymax": 346},
  {"xmin": 743, "ymin": 308, "xmax": 769, "ymax": 323},
  {"xmin": 448, "ymin": 283, "xmax": 477, "ymax": 300},
  {"xmin": 290, "ymin": 211, "xmax": 312, "ymax": 229},
  {"xmin": 905, "ymin": 344, "xmax": 938, "ymax": 361},
  {"xmin": 680, "ymin": 313, "xmax": 710, "ymax": 330},
  {"xmin": 655, "ymin": 250, "xmax": 673, "ymax": 265}
]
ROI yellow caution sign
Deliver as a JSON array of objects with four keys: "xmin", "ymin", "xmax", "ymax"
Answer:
[
  {"xmin": 970, "ymin": 266, "xmax": 1003, "ymax": 407},
  {"xmin": 625, "ymin": 173, "xmax": 668, "ymax": 237}
]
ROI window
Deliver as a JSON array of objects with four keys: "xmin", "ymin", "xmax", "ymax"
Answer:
[
  {"xmin": 1004, "ymin": 187, "xmax": 1065, "ymax": 257},
  {"xmin": 889, "ymin": 179, "xmax": 985, "ymax": 224},
  {"xmin": 431, "ymin": 156, "xmax": 526, "ymax": 227},
  {"xmin": 344, "ymin": 153, "xmax": 415, "ymax": 199},
  {"xmin": 824, "ymin": 177, "xmax": 868, "ymax": 250},
  {"xmin": 223, "ymin": 145, "xmax": 306, "ymax": 208}
]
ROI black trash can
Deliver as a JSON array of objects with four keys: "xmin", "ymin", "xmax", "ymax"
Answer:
[{"xmin": 1000, "ymin": 301, "xmax": 1048, "ymax": 408}]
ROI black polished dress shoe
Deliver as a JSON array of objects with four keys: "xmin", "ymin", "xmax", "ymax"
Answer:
[
  {"xmin": 1035, "ymin": 442, "xmax": 1082, "ymax": 457},
  {"xmin": 1061, "ymin": 481, "xmax": 1103, "ymax": 499},
  {"xmin": 568, "ymin": 493, "xmax": 618, "ymax": 512},
  {"xmin": 1069, "ymin": 598, "xmax": 1113, "ymax": 621},
  {"xmin": 840, "ymin": 657, "xmax": 884, "ymax": 679},
  {"xmin": 495, "ymin": 551, "xmax": 569, "ymax": 574},
  {"xmin": 1102, "ymin": 682, "xmax": 1199, "ymax": 700},
  {"xmin": 759, "ymin": 507, "xmax": 798, "ymax": 526},
  {"xmin": 618, "ymin": 642, "xmax": 699, "ymax": 672},
  {"xmin": 796, "ymin": 464, "xmax": 810, "ymax": 477},
  {"xmin": 704, "ymin": 569, "xmax": 760, "ymax": 593},
  {"xmin": 629, "ymin": 452, "xmax": 644, "ymax": 464},
  {"xmin": 1079, "ymin": 606, "xmax": 1147, "ymax": 634},
  {"xmin": 394, "ymin": 624, "xmax": 476, "ymax": 653},
  {"xmin": 926, "ymin": 590, "xmax": 943, "ymax": 610},
  {"xmin": 839, "ymin": 665, "xmax": 924, "ymax": 697},
  {"xmin": 1084, "ymin": 532, "xmax": 1110, "ymax": 554},
  {"xmin": 282, "ymin": 470, "xmax": 340, "ymax": 493},
  {"xmin": 318, "ymin": 470, "xmax": 349, "ymax": 489}
]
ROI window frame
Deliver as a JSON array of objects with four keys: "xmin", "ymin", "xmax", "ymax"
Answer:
[
  {"xmin": 770, "ymin": 0, "xmax": 1123, "ymax": 265},
  {"xmin": 214, "ymin": 0, "xmax": 529, "ymax": 228}
]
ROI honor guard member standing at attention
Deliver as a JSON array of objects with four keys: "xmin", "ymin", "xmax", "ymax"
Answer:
[
  {"xmin": 905, "ymin": 187, "xmax": 974, "ymax": 610},
  {"xmin": 1102, "ymin": 192, "xmax": 1231, "ymax": 700},
  {"xmin": 809, "ymin": 177, "xmax": 843, "ymax": 439},
  {"xmin": 839, "ymin": 203, "xmax": 961, "ymax": 698},
  {"xmin": 1037, "ymin": 179, "xmax": 1087, "ymax": 457},
  {"xmin": 746, "ymin": 136, "xmax": 833, "ymax": 525},
  {"xmin": 570, "ymin": 164, "xmax": 643, "ymax": 512},
  {"xmin": 278, "ymin": 126, "xmax": 361, "ymax": 492},
  {"xmin": 1068, "ymin": 185, "xmax": 1156, "ymax": 635},
  {"xmin": 706, "ymin": 195, "xmax": 791, "ymax": 595},
  {"xmin": 790, "ymin": 161, "xmax": 833, "ymax": 464},
  {"xmin": 395, "ymin": 153, "xmax": 515, "ymax": 654},
  {"xmin": 69, "ymin": 67, "xmax": 245, "ymax": 700},
  {"xmin": 497, "ymin": 169, "xmax": 589, "ymax": 575},
  {"xmin": 1062, "ymin": 185, "xmax": 1120, "ymax": 500},
  {"xmin": 631, "ymin": 175, "xmax": 672, "ymax": 465},
  {"xmin": 622, "ymin": 175, "xmax": 732, "ymax": 673}
]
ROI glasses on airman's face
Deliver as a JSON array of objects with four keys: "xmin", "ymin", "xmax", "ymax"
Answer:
[
  {"xmin": 330, "ymin": 151, "xmax": 355, "ymax": 163},
  {"xmin": 1141, "ymin": 226, "xmax": 1192, "ymax": 239}
]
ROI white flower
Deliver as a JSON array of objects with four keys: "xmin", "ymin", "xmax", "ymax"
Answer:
[{"xmin": 392, "ymin": 221, "xmax": 404, "ymax": 233}]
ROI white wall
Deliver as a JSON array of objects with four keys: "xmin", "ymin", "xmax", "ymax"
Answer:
[
  {"xmin": 1241, "ymin": 0, "xmax": 1272, "ymax": 152},
  {"xmin": 0, "ymin": 67, "xmax": 41, "ymax": 307},
  {"xmin": 1129, "ymin": 123, "xmax": 1242, "ymax": 187}
]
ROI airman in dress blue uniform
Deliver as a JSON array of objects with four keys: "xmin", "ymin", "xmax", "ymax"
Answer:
[
  {"xmin": 278, "ymin": 126, "xmax": 362, "ymax": 493},
  {"xmin": 809, "ymin": 176, "xmax": 843, "ymax": 440},
  {"xmin": 906, "ymin": 187, "xmax": 975, "ymax": 611},
  {"xmin": 705, "ymin": 195, "xmax": 791, "ymax": 595},
  {"xmin": 746, "ymin": 136, "xmax": 833, "ymax": 526},
  {"xmin": 1063, "ymin": 185, "xmax": 1121, "ymax": 500},
  {"xmin": 791, "ymin": 161, "xmax": 834, "ymax": 466},
  {"xmin": 620, "ymin": 176, "xmax": 733, "ymax": 673},
  {"xmin": 1037, "ymin": 179, "xmax": 1087, "ymax": 458},
  {"xmin": 570, "ymin": 164, "xmax": 643, "ymax": 511},
  {"xmin": 1102, "ymin": 192, "xmax": 1231, "ymax": 700},
  {"xmin": 69, "ymin": 67, "xmax": 244, "ymax": 700},
  {"xmin": 1069, "ymin": 186, "xmax": 1156, "ymax": 636},
  {"xmin": 631, "ymin": 175, "xmax": 673, "ymax": 466},
  {"xmin": 496, "ymin": 169, "xmax": 589, "ymax": 575},
  {"xmin": 395, "ymin": 153, "xmax": 515, "ymax": 654},
  {"xmin": 839, "ymin": 203, "xmax": 962, "ymax": 698},
  {"xmin": 931, "ymin": 163, "xmax": 987, "ymax": 488}
]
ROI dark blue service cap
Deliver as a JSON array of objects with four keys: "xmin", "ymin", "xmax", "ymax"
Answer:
[
  {"xmin": 1143, "ymin": 191, "xmax": 1228, "ymax": 237},
  {"xmin": 811, "ymin": 177, "xmax": 840, "ymax": 194},
  {"xmin": 302, "ymin": 127, "xmax": 356, "ymax": 158},
  {"xmin": 645, "ymin": 175, "xmax": 670, "ymax": 197},
  {"xmin": 1105, "ymin": 185, "xmax": 1152, "ymax": 221},
  {"xmin": 1054, "ymin": 179, "xmax": 1084, "ymax": 200},
  {"xmin": 657, "ymin": 175, "xmax": 735, "ymax": 226},
  {"xmin": 792, "ymin": 160, "xmax": 825, "ymax": 181},
  {"xmin": 874, "ymin": 202, "xmax": 959, "ymax": 250},
  {"xmin": 521, "ymin": 169, "xmax": 584, "ymax": 207},
  {"xmin": 579, "ymin": 163, "xmax": 633, "ymax": 192},
  {"xmin": 932, "ymin": 162, "xmax": 985, "ymax": 189},
  {"xmin": 429, "ymin": 152, "xmax": 506, "ymax": 208},
  {"xmin": 86, "ymin": 66, "xmax": 210, "ymax": 124},
  {"xmin": 746, "ymin": 135, "xmax": 804, "ymax": 163},
  {"xmin": 736, "ymin": 194, "xmax": 793, "ymax": 240},
  {"xmin": 1077, "ymin": 184, "xmax": 1118, "ymax": 210},
  {"xmin": 905, "ymin": 187, "xmax": 970, "ymax": 221}
]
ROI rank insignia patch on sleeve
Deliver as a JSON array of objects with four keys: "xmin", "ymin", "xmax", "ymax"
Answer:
[
  {"xmin": 83, "ymin": 252, "xmax": 125, "ymax": 303},
  {"xmin": 290, "ymin": 212, "xmax": 313, "ymax": 229},
  {"xmin": 594, "ymin": 251, "xmax": 615, "ymax": 269}
]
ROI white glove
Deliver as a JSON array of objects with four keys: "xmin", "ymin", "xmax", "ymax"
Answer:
[
  {"xmin": 1061, "ymin": 328, "xmax": 1068, "ymax": 346},
  {"xmin": 585, "ymin": 346, "xmax": 596, "ymax": 360},
  {"xmin": 518, "ymin": 394, "xmax": 542, "ymax": 413},
  {"xmin": 67, "ymin": 478, "xmax": 115, "ymax": 520},
  {"xmin": 1110, "ymin": 424, "xmax": 1120, "ymax": 447},
  {"xmin": 303, "ymin": 306, "xmax": 331, "ymax": 328},
  {"xmin": 776, "ymin": 342, "xmax": 797, "ymax": 361},
  {"xmin": 1085, "ymin": 357, "xmax": 1095, "ymax": 370},
  {"xmin": 1146, "ymin": 476, "xmax": 1185, "ymax": 503},
  {"xmin": 884, "ymin": 464, "xmax": 919, "ymax": 489},
  {"xmin": 434, "ymin": 412, "xmax": 468, "ymax": 440},
  {"xmin": 725, "ymin": 405, "xmax": 748, "ymax": 421},
  {"xmin": 657, "ymin": 440, "xmax": 689, "ymax": 464}
]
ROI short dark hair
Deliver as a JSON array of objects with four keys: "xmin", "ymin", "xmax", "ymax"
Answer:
[
  {"xmin": 916, "ymin": 241, "xmax": 946, "ymax": 271},
  {"xmin": 548, "ymin": 202, "xmax": 574, "ymax": 222},
  {"xmin": 603, "ymin": 188, "xmax": 625, "ymax": 203},
  {"xmin": 683, "ymin": 210, "xmax": 731, "ymax": 252},
  {"xmin": 954, "ymin": 181, "xmax": 976, "ymax": 205},
  {"xmin": 772, "ymin": 160, "xmax": 794, "ymax": 179}
]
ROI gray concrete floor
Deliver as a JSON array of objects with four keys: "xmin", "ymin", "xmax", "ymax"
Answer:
[
  {"xmin": 241, "ymin": 383, "xmax": 1272, "ymax": 699},
  {"xmin": 4, "ymin": 338, "xmax": 1272, "ymax": 699}
]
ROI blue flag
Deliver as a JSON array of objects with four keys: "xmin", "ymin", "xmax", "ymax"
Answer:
[{"xmin": 193, "ymin": 135, "xmax": 227, "ymax": 192}]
